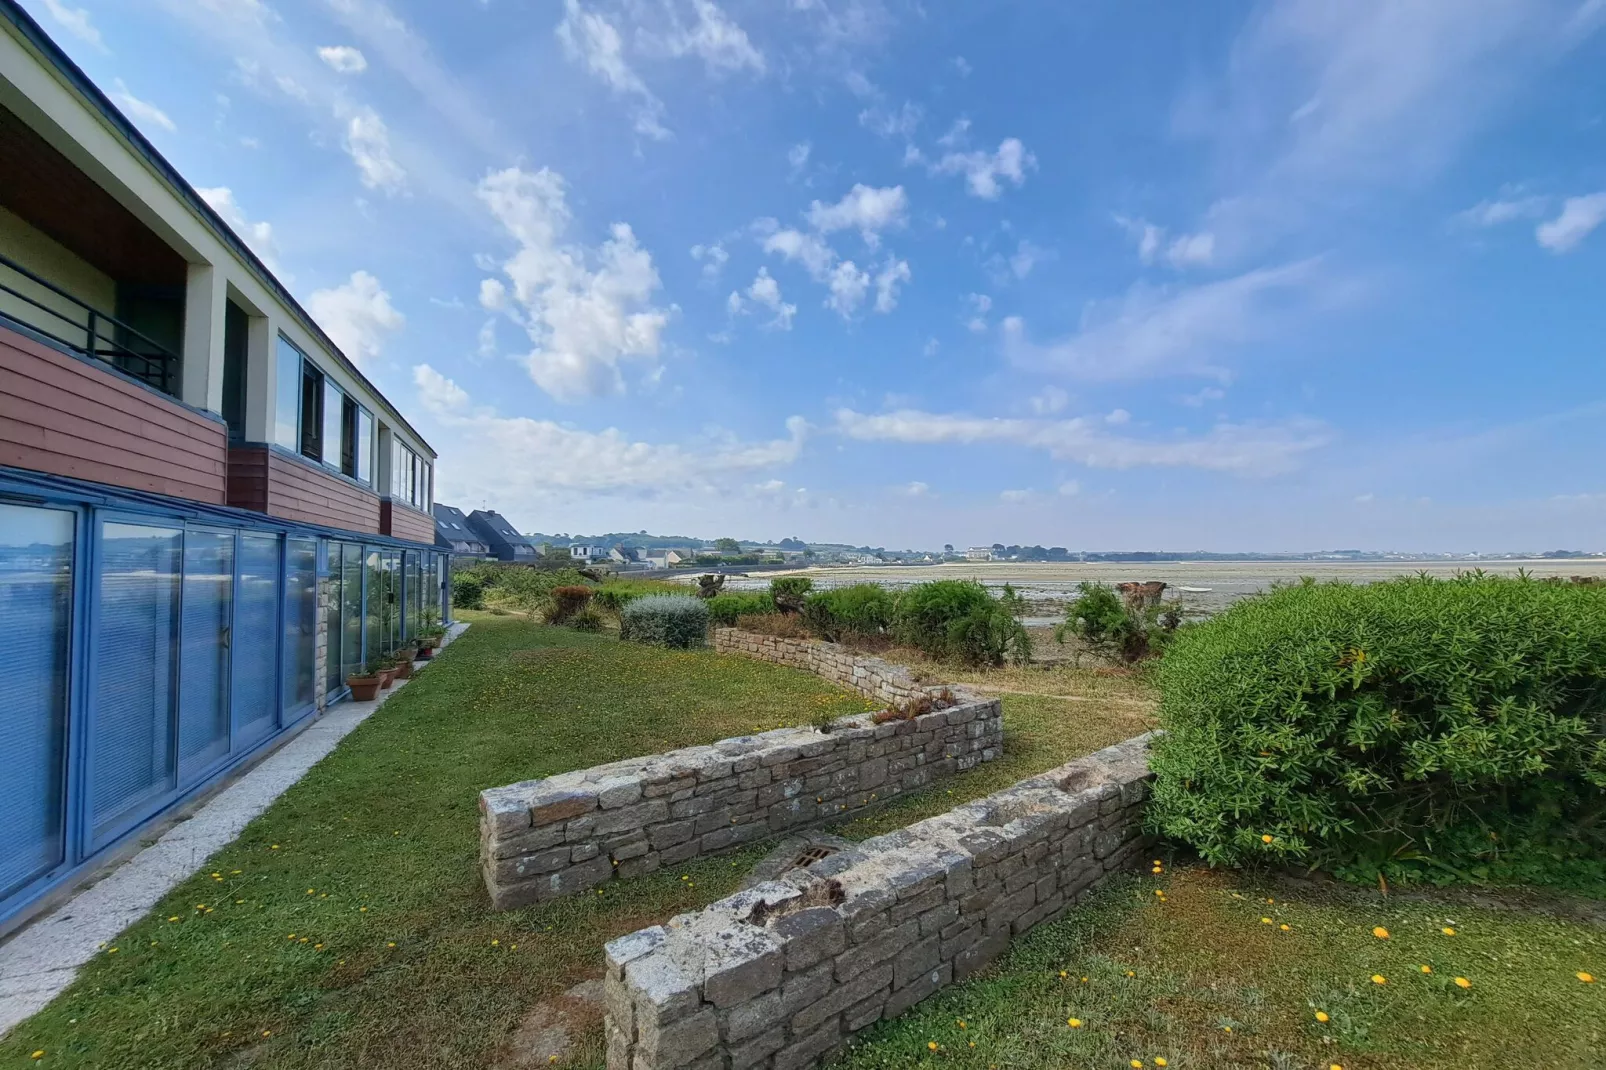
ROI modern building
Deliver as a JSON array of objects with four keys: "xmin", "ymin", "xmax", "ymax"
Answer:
[
  {"xmin": 965, "ymin": 547, "xmax": 994, "ymax": 561},
  {"xmin": 464, "ymin": 509, "xmax": 537, "ymax": 563},
  {"xmin": 570, "ymin": 544, "xmax": 608, "ymax": 563},
  {"xmin": 433, "ymin": 504, "xmax": 491, "ymax": 560},
  {"xmin": 0, "ymin": 2, "xmax": 448, "ymax": 934}
]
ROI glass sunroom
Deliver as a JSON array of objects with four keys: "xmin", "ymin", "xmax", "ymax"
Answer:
[{"xmin": 0, "ymin": 468, "xmax": 451, "ymax": 932}]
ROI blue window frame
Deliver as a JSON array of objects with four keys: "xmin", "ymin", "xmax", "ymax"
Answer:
[{"xmin": 0, "ymin": 503, "xmax": 75, "ymax": 902}]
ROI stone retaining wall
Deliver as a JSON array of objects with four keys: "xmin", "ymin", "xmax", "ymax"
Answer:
[
  {"xmin": 711, "ymin": 628, "xmax": 941, "ymax": 707},
  {"xmin": 479, "ymin": 697, "xmax": 1005, "ymax": 910},
  {"xmin": 602, "ymin": 734, "xmax": 1156, "ymax": 1070}
]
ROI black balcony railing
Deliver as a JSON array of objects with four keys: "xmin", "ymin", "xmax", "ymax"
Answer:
[{"xmin": 0, "ymin": 251, "xmax": 181, "ymax": 396}]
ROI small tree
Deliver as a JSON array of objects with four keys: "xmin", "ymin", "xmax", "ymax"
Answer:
[
  {"xmin": 1057, "ymin": 581, "xmax": 1179, "ymax": 663},
  {"xmin": 714, "ymin": 537, "xmax": 742, "ymax": 553},
  {"xmin": 770, "ymin": 576, "xmax": 813, "ymax": 614}
]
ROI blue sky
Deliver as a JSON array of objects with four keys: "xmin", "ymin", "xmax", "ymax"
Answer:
[{"xmin": 26, "ymin": 0, "xmax": 1606, "ymax": 550}]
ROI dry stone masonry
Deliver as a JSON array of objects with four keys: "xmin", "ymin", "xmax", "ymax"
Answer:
[
  {"xmin": 601, "ymin": 734, "xmax": 1156, "ymax": 1070},
  {"xmin": 710, "ymin": 628, "xmax": 947, "ymax": 707},
  {"xmin": 480, "ymin": 696, "xmax": 1004, "ymax": 909}
]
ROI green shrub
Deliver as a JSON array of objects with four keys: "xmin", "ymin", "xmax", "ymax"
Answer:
[
  {"xmin": 619, "ymin": 595, "xmax": 709, "ymax": 649},
  {"xmin": 1148, "ymin": 574, "xmax": 1606, "ymax": 889},
  {"xmin": 450, "ymin": 572, "xmax": 484, "ymax": 610},
  {"xmin": 707, "ymin": 592, "xmax": 775, "ymax": 626},
  {"xmin": 591, "ymin": 587, "xmax": 636, "ymax": 615},
  {"xmin": 803, "ymin": 584, "xmax": 895, "ymax": 642},
  {"xmin": 770, "ymin": 576, "xmax": 814, "ymax": 614},
  {"xmin": 1058, "ymin": 581, "xmax": 1179, "ymax": 663},
  {"xmin": 893, "ymin": 580, "xmax": 1032, "ymax": 666},
  {"xmin": 547, "ymin": 584, "xmax": 593, "ymax": 623},
  {"xmin": 567, "ymin": 606, "xmax": 604, "ymax": 633}
]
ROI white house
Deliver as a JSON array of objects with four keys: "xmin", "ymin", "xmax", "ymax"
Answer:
[
  {"xmin": 965, "ymin": 547, "xmax": 994, "ymax": 561},
  {"xmin": 570, "ymin": 545, "xmax": 608, "ymax": 562}
]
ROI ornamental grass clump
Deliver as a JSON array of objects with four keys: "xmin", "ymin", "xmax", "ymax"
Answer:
[
  {"xmin": 1148, "ymin": 573, "xmax": 1606, "ymax": 889},
  {"xmin": 546, "ymin": 584, "xmax": 593, "ymax": 624},
  {"xmin": 619, "ymin": 594, "xmax": 709, "ymax": 649}
]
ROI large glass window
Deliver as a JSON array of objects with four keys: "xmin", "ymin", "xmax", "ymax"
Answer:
[
  {"xmin": 233, "ymin": 533, "xmax": 280, "ymax": 747},
  {"xmin": 356, "ymin": 409, "xmax": 374, "ymax": 484},
  {"xmin": 92, "ymin": 521, "xmax": 182, "ymax": 844},
  {"xmin": 325, "ymin": 542, "xmax": 344, "ymax": 696},
  {"xmin": 389, "ymin": 439, "xmax": 430, "ymax": 508},
  {"xmin": 405, "ymin": 552, "xmax": 423, "ymax": 640},
  {"xmin": 341, "ymin": 544, "xmax": 364, "ymax": 681},
  {"xmin": 322, "ymin": 379, "xmax": 345, "ymax": 473},
  {"xmin": 364, "ymin": 549, "xmax": 385, "ymax": 660},
  {"xmin": 299, "ymin": 362, "xmax": 323, "ymax": 459},
  {"xmin": 0, "ymin": 503, "xmax": 73, "ymax": 900},
  {"xmin": 284, "ymin": 539, "xmax": 318, "ymax": 718},
  {"xmin": 273, "ymin": 337, "xmax": 303, "ymax": 450},
  {"xmin": 179, "ymin": 530, "xmax": 234, "ymax": 778}
]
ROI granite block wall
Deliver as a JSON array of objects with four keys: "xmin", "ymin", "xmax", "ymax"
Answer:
[
  {"xmin": 480, "ymin": 697, "xmax": 1005, "ymax": 910},
  {"xmin": 710, "ymin": 629, "xmax": 944, "ymax": 707},
  {"xmin": 602, "ymin": 734, "xmax": 1157, "ymax": 1070}
]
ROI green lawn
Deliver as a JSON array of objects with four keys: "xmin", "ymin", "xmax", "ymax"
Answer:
[{"xmin": 835, "ymin": 865, "xmax": 1606, "ymax": 1070}]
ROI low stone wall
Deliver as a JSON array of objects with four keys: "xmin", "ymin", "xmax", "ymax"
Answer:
[
  {"xmin": 480, "ymin": 698, "xmax": 1005, "ymax": 910},
  {"xmin": 602, "ymin": 734, "xmax": 1156, "ymax": 1070},
  {"xmin": 711, "ymin": 628, "xmax": 941, "ymax": 707}
]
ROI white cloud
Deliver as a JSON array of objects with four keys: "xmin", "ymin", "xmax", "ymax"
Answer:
[
  {"xmin": 1008, "ymin": 240, "xmax": 1048, "ymax": 280},
  {"xmin": 343, "ymin": 107, "xmax": 406, "ymax": 192},
  {"xmin": 825, "ymin": 260, "xmax": 870, "ymax": 317},
  {"xmin": 1165, "ymin": 231, "xmax": 1215, "ymax": 267},
  {"xmin": 805, "ymin": 184, "xmax": 908, "ymax": 245},
  {"xmin": 690, "ymin": 241, "xmax": 729, "ymax": 281},
  {"xmin": 898, "ymin": 481, "xmax": 931, "ymax": 497},
  {"xmin": 999, "ymin": 488, "xmax": 1035, "ymax": 503},
  {"xmin": 933, "ymin": 137, "xmax": 1033, "ymax": 199},
  {"xmin": 196, "ymin": 187, "xmax": 281, "ymax": 274},
  {"xmin": 111, "ymin": 80, "xmax": 176, "ymax": 133},
  {"xmin": 1105, "ymin": 408, "xmax": 1131, "ymax": 425},
  {"xmin": 858, "ymin": 101, "xmax": 921, "ymax": 139},
  {"xmin": 787, "ymin": 142, "xmax": 812, "ymax": 178},
  {"xmin": 318, "ymin": 45, "xmax": 368, "ymax": 73},
  {"xmin": 477, "ymin": 166, "xmax": 670, "ymax": 401},
  {"xmin": 655, "ymin": 0, "xmax": 765, "ymax": 74},
  {"xmin": 1029, "ymin": 386, "xmax": 1068, "ymax": 415},
  {"xmin": 1115, "ymin": 216, "xmax": 1214, "ymax": 268},
  {"xmin": 42, "ymin": 0, "xmax": 104, "ymax": 49},
  {"xmin": 308, "ymin": 270, "xmax": 404, "ymax": 366},
  {"xmin": 1453, "ymin": 193, "xmax": 1548, "ymax": 228},
  {"xmin": 745, "ymin": 266, "xmax": 797, "ymax": 329},
  {"xmin": 1004, "ymin": 258, "xmax": 1332, "ymax": 381},
  {"xmin": 873, "ymin": 258, "xmax": 910, "ymax": 313},
  {"xmin": 557, "ymin": 0, "xmax": 669, "ymax": 139},
  {"xmin": 922, "ymin": 337, "xmax": 939, "ymax": 357},
  {"xmin": 413, "ymin": 363, "xmax": 807, "ymax": 498},
  {"xmin": 479, "ymin": 277, "xmax": 507, "ymax": 310},
  {"xmin": 950, "ymin": 56, "xmax": 972, "ymax": 77},
  {"xmin": 835, "ymin": 407, "xmax": 1331, "ymax": 476},
  {"xmin": 760, "ymin": 225, "xmax": 837, "ymax": 279},
  {"xmin": 1181, "ymin": 386, "xmax": 1227, "ymax": 407},
  {"xmin": 964, "ymin": 292, "xmax": 992, "ymax": 333},
  {"xmin": 1058, "ymin": 480, "xmax": 1081, "ymax": 496},
  {"xmin": 477, "ymin": 318, "xmax": 498, "ymax": 358},
  {"xmin": 1536, "ymin": 191, "xmax": 1606, "ymax": 253}
]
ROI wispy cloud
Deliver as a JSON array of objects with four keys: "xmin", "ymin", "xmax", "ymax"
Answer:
[
  {"xmin": 308, "ymin": 270, "xmax": 404, "ymax": 366},
  {"xmin": 1536, "ymin": 191, "xmax": 1606, "ymax": 252},
  {"xmin": 42, "ymin": 0, "xmax": 104, "ymax": 50},
  {"xmin": 557, "ymin": 0, "xmax": 670, "ymax": 139},
  {"xmin": 645, "ymin": 0, "xmax": 765, "ymax": 75},
  {"xmin": 318, "ymin": 45, "xmax": 368, "ymax": 73},
  {"xmin": 111, "ymin": 80, "xmax": 176, "ymax": 133}
]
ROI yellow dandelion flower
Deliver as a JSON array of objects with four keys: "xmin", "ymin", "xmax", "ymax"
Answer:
[
  {"xmin": 387, "ymin": 942, "xmax": 396, "ymax": 948},
  {"xmin": 1155, "ymin": 890, "xmax": 1164, "ymax": 897},
  {"xmin": 1372, "ymin": 927, "xmax": 1389, "ymax": 939},
  {"xmin": 107, "ymin": 947, "xmax": 118, "ymax": 954},
  {"xmin": 1153, "ymin": 860, "xmax": 1162, "ymax": 866},
  {"xmin": 1261, "ymin": 917, "xmax": 1273, "ymax": 924},
  {"xmin": 1315, "ymin": 1010, "xmax": 1330, "ymax": 1023},
  {"xmin": 1126, "ymin": 970, "xmax": 1135, "ymax": 977},
  {"xmin": 1454, "ymin": 977, "xmax": 1471, "ymax": 989},
  {"xmin": 1441, "ymin": 926, "xmax": 1456, "ymax": 936},
  {"xmin": 1131, "ymin": 1061, "xmax": 1144, "ymax": 1068},
  {"xmin": 1261, "ymin": 834, "xmax": 1273, "ymax": 843},
  {"xmin": 1058, "ymin": 970, "xmax": 1068, "ymax": 978},
  {"xmin": 1578, "ymin": 972, "xmax": 1596, "ymax": 983},
  {"xmin": 1155, "ymin": 1060, "xmax": 1168, "ymax": 1068},
  {"xmin": 1371, "ymin": 974, "xmax": 1386, "ymax": 985},
  {"xmin": 261, "ymin": 1030, "xmax": 272, "ymax": 1037},
  {"xmin": 956, "ymin": 1020, "xmax": 966, "ymax": 1029},
  {"xmin": 1331, "ymin": 1065, "xmax": 1344, "ymax": 1070},
  {"xmin": 1151, "ymin": 867, "xmax": 1163, "ymax": 874},
  {"xmin": 1067, "ymin": 1018, "xmax": 1082, "ymax": 1028},
  {"xmin": 1223, "ymin": 1026, "xmax": 1232, "ymax": 1033},
  {"xmin": 928, "ymin": 1041, "xmax": 939, "ymax": 1052},
  {"xmin": 167, "ymin": 916, "xmax": 179, "ymax": 922},
  {"xmin": 30, "ymin": 1051, "xmax": 44, "ymax": 1060},
  {"xmin": 313, "ymin": 944, "xmax": 324, "ymax": 951},
  {"xmin": 1420, "ymin": 965, "xmax": 1432, "ymax": 974},
  {"xmin": 270, "ymin": 844, "xmax": 280, "ymax": 850},
  {"xmin": 359, "ymin": 906, "xmax": 368, "ymax": 912}
]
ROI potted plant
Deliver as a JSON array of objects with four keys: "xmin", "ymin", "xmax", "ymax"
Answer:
[
  {"xmin": 346, "ymin": 661, "xmax": 385, "ymax": 702},
  {"xmin": 416, "ymin": 620, "xmax": 444, "ymax": 660},
  {"xmin": 378, "ymin": 656, "xmax": 399, "ymax": 690},
  {"xmin": 393, "ymin": 644, "xmax": 418, "ymax": 680}
]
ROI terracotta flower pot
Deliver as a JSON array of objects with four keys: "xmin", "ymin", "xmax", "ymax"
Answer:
[
  {"xmin": 378, "ymin": 666, "xmax": 397, "ymax": 689},
  {"xmin": 395, "ymin": 657, "xmax": 414, "ymax": 680},
  {"xmin": 347, "ymin": 675, "xmax": 382, "ymax": 702}
]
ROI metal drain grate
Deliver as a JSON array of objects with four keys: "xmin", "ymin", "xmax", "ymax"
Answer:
[{"xmin": 789, "ymin": 844, "xmax": 838, "ymax": 870}]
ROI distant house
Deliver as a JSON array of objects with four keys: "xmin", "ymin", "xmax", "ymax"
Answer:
[
  {"xmin": 608, "ymin": 546, "xmax": 642, "ymax": 565},
  {"xmin": 570, "ymin": 545, "xmax": 608, "ymax": 563},
  {"xmin": 644, "ymin": 550, "xmax": 686, "ymax": 569},
  {"xmin": 965, "ymin": 547, "xmax": 994, "ymax": 561},
  {"xmin": 466, "ymin": 510, "xmax": 538, "ymax": 562},
  {"xmin": 433, "ymin": 504, "xmax": 491, "ymax": 560}
]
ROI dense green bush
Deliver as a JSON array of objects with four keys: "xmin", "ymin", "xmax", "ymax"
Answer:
[
  {"xmin": 892, "ymin": 580, "xmax": 1032, "ymax": 666},
  {"xmin": 1149, "ymin": 574, "xmax": 1606, "ymax": 888},
  {"xmin": 450, "ymin": 572, "xmax": 484, "ymax": 610},
  {"xmin": 619, "ymin": 595, "xmax": 709, "ymax": 649},
  {"xmin": 1058, "ymin": 581, "xmax": 1180, "ymax": 663},
  {"xmin": 707, "ymin": 592, "xmax": 776, "ymax": 626},
  {"xmin": 802, "ymin": 584, "xmax": 895, "ymax": 642},
  {"xmin": 770, "ymin": 576, "xmax": 814, "ymax": 614}
]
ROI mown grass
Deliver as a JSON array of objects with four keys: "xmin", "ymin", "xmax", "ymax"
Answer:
[
  {"xmin": 836, "ymin": 865, "xmax": 1606, "ymax": 1070},
  {"xmin": 0, "ymin": 615, "xmax": 875, "ymax": 1069}
]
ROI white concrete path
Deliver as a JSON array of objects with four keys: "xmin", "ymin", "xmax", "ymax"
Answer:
[{"xmin": 0, "ymin": 623, "xmax": 470, "ymax": 1037}]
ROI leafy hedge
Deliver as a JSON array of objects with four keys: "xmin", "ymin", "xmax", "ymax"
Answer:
[
  {"xmin": 1148, "ymin": 574, "xmax": 1606, "ymax": 887},
  {"xmin": 892, "ymin": 580, "xmax": 1031, "ymax": 666},
  {"xmin": 619, "ymin": 594, "xmax": 709, "ymax": 649},
  {"xmin": 802, "ymin": 584, "xmax": 895, "ymax": 642},
  {"xmin": 707, "ymin": 592, "xmax": 776, "ymax": 626}
]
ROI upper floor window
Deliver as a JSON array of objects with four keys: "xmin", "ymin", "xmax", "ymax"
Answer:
[
  {"xmin": 272, "ymin": 335, "xmax": 373, "ymax": 484},
  {"xmin": 390, "ymin": 438, "xmax": 432, "ymax": 511}
]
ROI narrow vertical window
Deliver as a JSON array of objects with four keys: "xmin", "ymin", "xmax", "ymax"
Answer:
[
  {"xmin": 356, "ymin": 409, "xmax": 374, "ymax": 484},
  {"xmin": 273, "ymin": 338, "xmax": 303, "ymax": 451}
]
